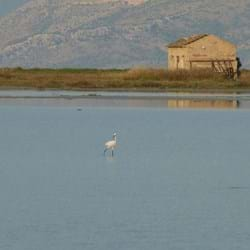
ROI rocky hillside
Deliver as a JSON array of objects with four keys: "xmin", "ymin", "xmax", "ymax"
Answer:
[{"xmin": 0, "ymin": 0, "xmax": 249, "ymax": 68}]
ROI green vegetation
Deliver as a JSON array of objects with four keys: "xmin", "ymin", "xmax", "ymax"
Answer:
[{"xmin": 0, "ymin": 67, "xmax": 250, "ymax": 91}]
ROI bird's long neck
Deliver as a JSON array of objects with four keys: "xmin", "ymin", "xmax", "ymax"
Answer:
[{"xmin": 113, "ymin": 136, "xmax": 116, "ymax": 142}]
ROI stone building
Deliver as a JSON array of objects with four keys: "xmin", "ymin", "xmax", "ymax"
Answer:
[{"xmin": 167, "ymin": 34, "xmax": 237, "ymax": 78}]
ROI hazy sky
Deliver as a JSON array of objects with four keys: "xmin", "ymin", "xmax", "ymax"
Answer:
[{"xmin": 0, "ymin": 0, "xmax": 27, "ymax": 16}]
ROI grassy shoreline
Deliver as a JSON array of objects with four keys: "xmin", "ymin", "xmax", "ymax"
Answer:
[{"xmin": 0, "ymin": 68, "xmax": 250, "ymax": 93}]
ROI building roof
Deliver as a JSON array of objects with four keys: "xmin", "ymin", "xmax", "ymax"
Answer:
[{"xmin": 168, "ymin": 34, "xmax": 208, "ymax": 48}]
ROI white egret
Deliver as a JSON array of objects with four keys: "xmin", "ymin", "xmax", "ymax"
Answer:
[{"xmin": 104, "ymin": 133, "xmax": 117, "ymax": 157}]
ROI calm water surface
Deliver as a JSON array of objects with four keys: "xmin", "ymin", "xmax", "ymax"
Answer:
[{"xmin": 0, "ymin": 93, "xmax": 250, "ymax": 250}]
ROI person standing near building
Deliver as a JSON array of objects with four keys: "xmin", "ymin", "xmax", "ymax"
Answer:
[{"xmin": 236, "ymin": 57, "xmax": 242, "ymax": 79}]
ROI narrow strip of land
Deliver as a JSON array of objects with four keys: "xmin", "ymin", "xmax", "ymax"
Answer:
[{"xmin": 0, "ymin": 68, "xmax": 250, "ymax": 92}]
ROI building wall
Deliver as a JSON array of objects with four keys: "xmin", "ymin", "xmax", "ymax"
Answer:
[
  {"xmin": 168, "ymin": 47, "xmax": 188, "ymax": 70},
  {"xmin": 187, "ymin": 34, "xmax": 237, "ymax": 71},
  {"xmin": 168, "ymin": 35, "xmax": 237, "ymax": 72}
]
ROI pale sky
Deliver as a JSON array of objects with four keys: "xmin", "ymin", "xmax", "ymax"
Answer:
[{"xmin": 0, "ymin": 0, "xmax": 27, "ymax": 16}]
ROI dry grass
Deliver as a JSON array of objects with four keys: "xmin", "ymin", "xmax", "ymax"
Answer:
[
  {"xmin": 236, "ymin": 69, "xmax": 250, "ymax": 87},
  {"xmin": 0, "ymin": 67, "xmax": 249, "ymax": 90},
  {"xmin": 124, "ymin": 68, "xmax": 224, "ymax": 81}
]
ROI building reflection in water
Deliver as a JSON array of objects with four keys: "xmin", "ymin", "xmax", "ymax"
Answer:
[
  {"xmin": 0, "ymin": 96, "xmax": 245, "ymax": 110},
  {"xmin": 167, "ymin": 99, "xmax": 239, "ymax": 109}
]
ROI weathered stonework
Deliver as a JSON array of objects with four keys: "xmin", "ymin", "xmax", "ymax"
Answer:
[{"xmin": 167, "ymin": 34, "xmax": 237, "ymax": 75}]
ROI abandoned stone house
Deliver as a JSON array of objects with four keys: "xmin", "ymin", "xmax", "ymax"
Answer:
[{"xmin": 167, "ymin": 34, "xmax": 238, "ymax": 78}]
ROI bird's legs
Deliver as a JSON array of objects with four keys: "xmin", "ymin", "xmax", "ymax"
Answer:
[
  {"xmin": 104, "ymin": 148, "xmax": 115, "ymax": 157},
  {"xmin": 104, "ymin": 148, "xmax": 108, "ymax": 156}
]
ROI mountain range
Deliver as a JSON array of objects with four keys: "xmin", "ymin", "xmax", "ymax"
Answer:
[{"xmin": 0, "ymin": 0, "xmax": 249, "ymax": 68}]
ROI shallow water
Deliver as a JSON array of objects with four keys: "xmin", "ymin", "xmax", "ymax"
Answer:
[
  {"xmin": 0, "ymin": 94, "xmax": 250, "ymax": 250},
  {"xmin": 0, "ymin": 90, "xmax": 250, "ymax": 110}
]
